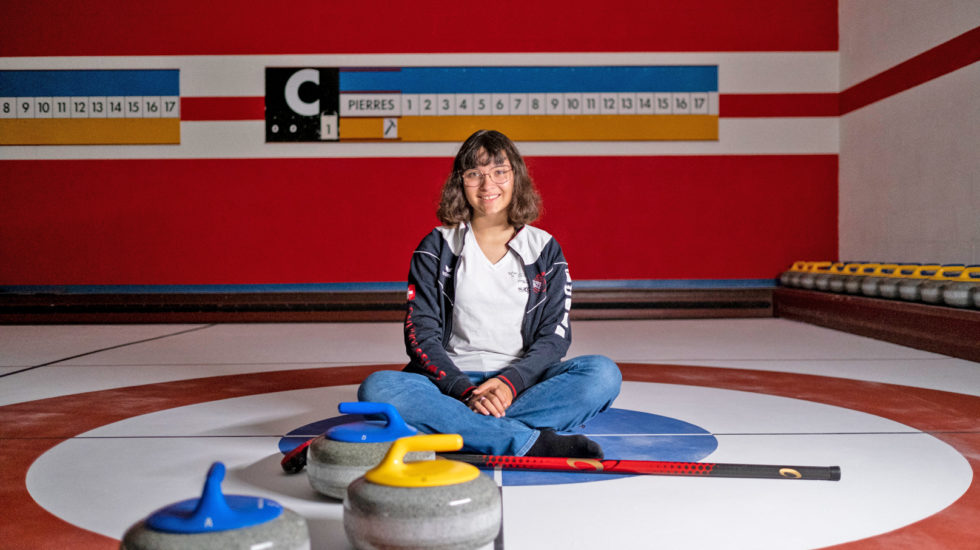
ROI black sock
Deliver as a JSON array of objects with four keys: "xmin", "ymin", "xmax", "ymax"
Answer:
[{"xmin": 527, "ymin": 429, "xmax": 603, "ymax": 459}]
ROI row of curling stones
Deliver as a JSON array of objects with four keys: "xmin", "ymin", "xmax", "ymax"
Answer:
[
  {"xmin": 306, "ymin": 401, "xmax": 435, "ymax": 500},
  {"xmin": 122, "ymin": 462, "xmax": 310, "ymax": 550},
  {"xmin": 344, "ymin": 433, "xmax": 501, "ymax": 550},
  {"xmin": 868, "ymin": 264, "xmax": 980, "ymax": 307},
  {"xmin": 784, "ymin": 262, "xmax": 980, "ymax": 308}
]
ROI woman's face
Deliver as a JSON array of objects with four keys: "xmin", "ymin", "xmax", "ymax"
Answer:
[{"xmin": 461, "ymin": 150, "xmax": 514, "ymax": 222}]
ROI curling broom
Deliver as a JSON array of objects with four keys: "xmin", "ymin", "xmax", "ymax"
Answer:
[{"xmin": 440, "ymin": 454, "xmax": 841, "ymax": 481}]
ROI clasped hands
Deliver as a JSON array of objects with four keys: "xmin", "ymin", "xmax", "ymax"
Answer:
[{"xmin": 466, "ymin": 377, "xmax": 513, "ymax": 418}]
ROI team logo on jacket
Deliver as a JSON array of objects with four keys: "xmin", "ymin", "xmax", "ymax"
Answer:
[
  {"xmin": 407, "ymin": 284, "xmax": 416, "ymax": 301},
  {"xmin": 532, "ymin": 272, "xmax": 547, "ymax": 293}
]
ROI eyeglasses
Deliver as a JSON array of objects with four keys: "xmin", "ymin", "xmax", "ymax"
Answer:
[{"xmin": 460, "ymin": 166, "xmax": 513, "ymax": 187}]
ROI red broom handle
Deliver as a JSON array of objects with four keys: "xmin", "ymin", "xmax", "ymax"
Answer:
[{"xmin": 441, "ymin": 454, "xmax": 841, "ymax": 481}]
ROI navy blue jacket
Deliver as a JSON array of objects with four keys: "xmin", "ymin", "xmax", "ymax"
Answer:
[{"xmin": 403, "ymin": 223, "xmax": 573, "ymax": 400}]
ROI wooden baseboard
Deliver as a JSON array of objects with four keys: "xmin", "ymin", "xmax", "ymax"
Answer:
[
  {"xmin": 0, "ymin": 291, "xmax": 407, "ymax": 324},
  {"xmin": 0, "ymin": 288, "xmax": 773, "ymax": 324},
  {"xmin": 568, "ymin": 288, "xmax": 772, "ymax": 320},
  {"xmin": 4, "ymin": 287, "xmax": 973, "ymax": 364},
  {"xmin": 773, "ymin": 287, "xmax": 980, "ymax": 363}
]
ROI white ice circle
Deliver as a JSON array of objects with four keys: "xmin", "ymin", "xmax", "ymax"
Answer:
[{"xmin": 27, "ymin": 382, "xmax": 972, "ymax": 550}]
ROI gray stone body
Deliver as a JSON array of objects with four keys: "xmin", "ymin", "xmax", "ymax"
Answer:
[
  {"xmin": 860, "ymin": 276, "xmax": 887, "ymax": 297},
  {"xmin": 942, "ymin": 282, "xmax": 978, "ymax": 308},
  {"xmin": 798, "ymin": 272, "xmax": 818, "ymax": 289},
  {"xmin": 918, "ymin": 280, "xmax": 947, "ymax": 303},
  {"xmin": 861, "ymin": 277, "xmax": 881, "ymax": 296},
  {"xmin": 826, "ymin": 275, "xmax": 848, "ymax": 292},
  {"xmin": 897, "ymin": 279, "xmax": 926, "ymax": 301},
  {"xmin": 877, "ymin": 278, "xmax": 901, "ymax": 299},
  {"xmin": 789, "ymin": 271, "xmax": 808, "ymax": 287},
  {"xmin": 813, "ymin": 273, "xmax": 834, "ymax": 291},
  {"xmin": 343, "ymin": 474, "xmax": 501, "ymax": 550},
  {"xmin": 120, "ymin": 508, "xmax": 310, "ymax": 550},
  {"xmin": 843, "ymin": 276, "xmax": 866, "ymax": 294},
  {"xmin": 307, "ymin": 435, "xmax": 434, "ymax": 500}
]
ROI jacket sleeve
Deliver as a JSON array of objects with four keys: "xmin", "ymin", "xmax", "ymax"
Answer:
[
  {"xmin": 494, "ymin": 242, "xmax": 572, "ymax": 397},
  {"xmin": 403, "ymin": 232, "xmax": 475, "ymax": 400}
]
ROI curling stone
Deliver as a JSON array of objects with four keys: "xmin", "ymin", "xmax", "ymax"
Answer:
[
  {"xmin": 941, "ymin": 265, "xmax": 980, "ymax": 308},
  {"xmin": 121, "ymin": 462, "xmax": 309, "ymax": 550},
  {"xmin": 814, "ymin": 262, "xmax": 845, "ymax": 291},
  {"xmin": 788, "ymin": 261, "xmax": 816, "ymax": 287},
  {"xmin": 919, "ymin": 264, "xmax": 964, "ymax": 304},
  {"xmin": 827, "ymin": 262, "xmax": 860, "ymax": 293},
  {"xmin": 307, "ymin": 401, "xmax": 434, "ymax": 500},
  {"xmin": 843, "ymin": 262, "xmax": 879, "ymax": 294},
  {"xmin": 344, "ymin": 434, "xmax": 501, "ymax": 550},
  {"xmin": 897, "ymin": 264, "xmax": 941, "ymax": 301},
  {"xmin": 799, "ymin": 261, "xmax": 832, "ymax": 290},
  {"xmin": 878, "ymin": 263, "xmax": 918, "ymax": 299},
  {"xmin": 860, "ymin": 263, "xmax": 898, "ymax": 297},
  {"xmin": 779, "ymin": 261, "xmax": 808, "ymax": 287}
]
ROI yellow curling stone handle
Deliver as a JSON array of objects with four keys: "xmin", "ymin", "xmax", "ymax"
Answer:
[{"xmin": 365, "ymin": 434, "xmax": 480, "ymax": 488}]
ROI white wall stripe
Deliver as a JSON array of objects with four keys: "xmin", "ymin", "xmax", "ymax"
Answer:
[{"xmin": 0, "ymin": 118, "xmax": 839, "ymax": 160}]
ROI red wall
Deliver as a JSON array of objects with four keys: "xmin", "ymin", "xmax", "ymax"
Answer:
[
  {"xmin": 0, "ymin": 1, "xmax": 837, "ymax": 56},
  {"xmin": 0, "ymin": 156, "xmax": 836, "ymax": 284}
]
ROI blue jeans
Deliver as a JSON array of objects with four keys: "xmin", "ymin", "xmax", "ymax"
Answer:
[{"xmin": 357, "ymin": 355, "xmax": 622, "ymax": 456}]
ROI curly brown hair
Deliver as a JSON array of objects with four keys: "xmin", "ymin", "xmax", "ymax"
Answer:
[{"xmin": 437, "ymin": 130, "xmax": 542, "ymax": 227}]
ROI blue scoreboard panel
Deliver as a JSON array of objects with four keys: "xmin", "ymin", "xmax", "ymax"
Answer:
[{"xmin": 0, "ymin": 70, "xmax": 180, "ymax": 145}]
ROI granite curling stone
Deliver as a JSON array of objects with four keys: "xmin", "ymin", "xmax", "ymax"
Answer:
[
  {"xmin": 859, "ymin": 263, "xmax": 898, "ymax": 297},
  {"xmin": 788, "ymin": 262, "xmax": 814, "ymax": 287},
  {"xmin": 813, "ymin": 262, "xmax": 845, "ymax": 291},
  {"xmin": 896, "ymin": 264, "xmax": 941, "ymax": 301},
  {"xmin": 344, "ymin": 433, "xmax": 501, "ymax": 550},
  {"xmin": 843, "ymin": 263, "xmax": 877, "ymax": 294},
  {"xmin": 940, "ymin": 265, "xmax": 980, "ymax": 308},
  {"xmin": 121, "ymin": 462, "xmax": 309, "ymax": 550},
  {"xmin": 878, "ymin": 264, "xmax": 918, "ymax": 299},
  {"xmin": 919, "ymin": 265, "xmax": 964, "ymax": 304},
  {"xmin": 308, "ymin": 401, "xmax": 434, "ymax": 500},
  {"xmin": 827, "ymin": 262, "xmax": 860, "ymax": 293},
  {"xmin": 799, "ymin": 261, "xmax": 831, "ymax": 290},
  {"xmin": 779, "ymin": 261, "xmax": 806, "ymax": 287}
]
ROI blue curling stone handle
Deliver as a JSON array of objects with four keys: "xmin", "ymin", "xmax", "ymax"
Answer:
[
  {"xmin": 327, "ymin": 401, "xmax": 417, "ymax": 443},
  {"xmin": 146, "ymin": 462, "xmax": 282, "ymax": 534}
]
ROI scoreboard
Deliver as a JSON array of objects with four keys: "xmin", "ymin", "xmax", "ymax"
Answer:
[
  {"xmin": 0, "ymin": 69, "xmax": 180, "ymax": 145},
  {"xmin": 0, "ymin": 66, "xmax": 718, "ymax": 145},
  {"xmin": 265, "ymin": 66, "xmax": 718, "ymax": 142}
]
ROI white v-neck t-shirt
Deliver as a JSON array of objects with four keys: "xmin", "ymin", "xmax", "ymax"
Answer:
[{"xmin": 446, "ymin": 229, "xmax": 529, "ymax": 373}]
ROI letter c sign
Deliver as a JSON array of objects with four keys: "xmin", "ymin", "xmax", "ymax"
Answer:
[
  {"xmin": 284, "ymin": 69, "xmax": 320, "ymax": 117},
  {"xmin": 265, "ymin": 67, "xmax": 339, "ymax": 142}
]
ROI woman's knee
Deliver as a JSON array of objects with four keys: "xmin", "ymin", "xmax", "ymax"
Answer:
[
  {"xmin": 577, "ymin": 354, "xmax": 622, "ymax": 402},
  {"xmin": 357, "ymin": 370, "xmax": 407, "ymax": 402},
  {"xmin": 579, "ymin": 355, "xmax": 621, "ymax": 384},
  {"xmin": 546, "ymin": 355, "xmax": 621, "ymax": 404}
]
